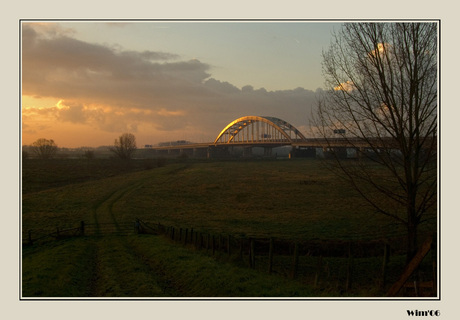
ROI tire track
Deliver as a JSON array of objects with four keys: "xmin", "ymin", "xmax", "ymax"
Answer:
[
  {"xmin": 89, "ymin": 179, "xmax": 148, "ymax": 296},
  {"xmin": 88, "ymin": 168, "xmax": 189, "ymax": 297}
]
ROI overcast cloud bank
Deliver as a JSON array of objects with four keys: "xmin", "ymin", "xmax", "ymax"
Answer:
[{"xmin": 22, "ymin": 23, "xmax": 320, "ymax": 146}]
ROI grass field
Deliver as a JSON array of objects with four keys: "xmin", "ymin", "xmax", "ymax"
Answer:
[{"xmin": 21, "ymin": 157, "xmax": 437, "ymax": 297}]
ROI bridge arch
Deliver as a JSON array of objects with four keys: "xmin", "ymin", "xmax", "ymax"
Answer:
[{"xmin": 214, "ymin": 116, "xmax": 307, "ymax": 145}]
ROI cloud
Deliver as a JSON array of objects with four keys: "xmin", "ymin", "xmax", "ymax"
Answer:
[
  {"xmin": 22, "ymin": 24, "xmax": 211, "ymax": 105},
  {"xmin": 56, "ymin": 101, "xmax": 88, "ymax": 124},
  {"xmin": 204, "ymin": 78, "xmax": 240, "ymax": 94},
  {"xmin": 22, "ymin": 23, "xmax": 320, "ymax": 145},
  {"xmin": 334, "ymin": 80, "xmax": 355, "ymax": 92},
  {"xmin": 368, "ymin": 42, "xmax": 392, "ymax": 59}
]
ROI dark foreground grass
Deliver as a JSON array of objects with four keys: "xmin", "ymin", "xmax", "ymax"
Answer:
[
  {"xmin": 21, "ymin": 158, "xmax": 437, "ymax": 297},
  {"xmin": 21, "ymin": 158, "xmax": 161, "ymax": 194},
  {"xmin": 22, "ymin": 234, "xmax": 318, "ymax": 297},
  {"xmin": 23, "ymin": 159, "xmax": 414, "ymax": 242},
  {"xmin": 22, "ymin": 237, "xmax": 96, "ymax": 297}
]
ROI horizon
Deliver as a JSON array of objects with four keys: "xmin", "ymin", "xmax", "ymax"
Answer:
[{"xmin": 21, "ymin": 21, "xmax": 340, "ymax": 148}]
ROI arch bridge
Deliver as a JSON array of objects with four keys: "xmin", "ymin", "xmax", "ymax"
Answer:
[
  {"xmin": 213, "ymin": 116, "xmax": 307, "ymax": 146},
  {"xmin": 149, "ymin": 116, "xmax": 309, "ymax": 158},
  {"xmin": 148, "ymin": 115, "xmax": 359, "ymax": 158},
  {"xmin": 147, "ymin": 115, "xmax": 436, "ymax": 159},
  {"xmin": 209, "ymin": 116, "xmax": 308, "ymax": 158}
]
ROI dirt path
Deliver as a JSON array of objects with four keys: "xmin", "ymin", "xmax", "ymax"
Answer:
[{"xmin": 87, "ymin": 177, "xmax": 181, "ymax": 297}]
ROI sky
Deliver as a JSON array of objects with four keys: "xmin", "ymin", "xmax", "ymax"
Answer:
[{"xmin": 21, "ymin": 21, "xmax": 342, "ymax": 148}]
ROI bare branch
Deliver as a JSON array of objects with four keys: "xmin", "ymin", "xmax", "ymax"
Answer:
[
  {"xmin": 109, "ymin": 133, "xmax": 137, "ymax": 160},
  {"xmin": 314, "ymin": 22, "xmax": 438, "ymax": 261}
]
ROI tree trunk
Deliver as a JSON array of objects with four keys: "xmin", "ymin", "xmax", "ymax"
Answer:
[{"xmin": 406, "ymin": 216, "xmax": 418, "ymax": 264}]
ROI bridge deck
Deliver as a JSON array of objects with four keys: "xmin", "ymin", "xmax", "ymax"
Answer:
[{"xmin": 145, "ymin": 137, "xmax": 434, "ymax": 151}]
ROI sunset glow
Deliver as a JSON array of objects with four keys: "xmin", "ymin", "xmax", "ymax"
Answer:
[
  {"xmin": 21, "ymin": 21, "xmax": 340, "ymax": 148},
  {"xmin": 334, "ymin": 80, "xmax": 355, "ymax": 92}
]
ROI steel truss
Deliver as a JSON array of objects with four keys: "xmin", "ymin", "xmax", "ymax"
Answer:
[{"xmin": 213, "ymin": 116, "xmax": 307, "ymax": 145}]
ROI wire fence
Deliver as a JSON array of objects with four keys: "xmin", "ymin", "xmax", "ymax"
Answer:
[
  {"xmin": 136, "ymin": 219, "xmax": 437, "ymax": 297},
  {"xmin": 22, "ymin": 218, "xmax": 437, "ymax": 296},
  {"xmin": 23, "ymin": 220, "xmax": 136, "ymax": 245}
]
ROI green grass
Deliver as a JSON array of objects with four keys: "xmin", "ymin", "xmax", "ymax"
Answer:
[
  {"xmin": 112, "ymin": 159, "xmax": 418, "ymax": 241},
  {"xmin": 22, "ymin": 234, "xmax": 319, "ymax": 297},
  {"xmin": 21, "ymin": 158, "xmax": 163, "ymax": 194},
  {"xmin": 21, "ymin": 158, "xmax": 437, "ymax": 297},
  {"xmin": 22, "ymin": 237, "xmax": 96, "ymax": 297}
]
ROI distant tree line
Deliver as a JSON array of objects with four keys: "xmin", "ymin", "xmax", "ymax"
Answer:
[
  {"xmin": 23, "ymin": 133, "xmax": 138, "ymax": 160},
  {"xmin": 109, "ymin": 133, "xmax": 137, "ymax": 160}
]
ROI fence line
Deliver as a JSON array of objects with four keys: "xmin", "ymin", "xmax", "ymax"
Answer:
[
  {"xmin": 23, "ymin": 220, "xmax": 137, "ymax": 245},
  {"xmin": 23, "ymin": 218, "xmax": 437, "ymax": 296},
  {"xmin": 137, "ymin": 219, "xmax": 437, "ymax": 296},
  {"xmin": 137, "ymin": 218, "xmax": 415, "ymax": 257}
]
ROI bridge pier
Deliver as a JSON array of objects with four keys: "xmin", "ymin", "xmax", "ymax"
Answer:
[
  {"xmin": 168, "ymin": 148, "xmax": 181, "ymax": 156},
  {"xmin": 243, "ymin": 147, "xmax": 253, "ymax": 157},
  {"xmin": 193, "ymin": 148, "xmax": 208, "ymax": 158},
  {"xmin": 263, "ymin": 147, "xmax": 272, "ymax": 157},
  {"xmin": 180, "ymin": 148, "xmax": 194, "ymax": 158},
  {"xmin": 356, "ymin": 147, "xmax": 365, "ymax": 159},
  {"xmin": 207, "ymin": 146, "xmax": 230, "ymax": 159},
  {"xmin": 289, "ymin": 146, "xmax": 316, "ymax": 158},
  {"xmin": 156, "ymin": 149, "xmax": 169, "ymax": 157},
  {"xmin": 322, "ymin": 147, "xmax": 348, "ymax": 159}
]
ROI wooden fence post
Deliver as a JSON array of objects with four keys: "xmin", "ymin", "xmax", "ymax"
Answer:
[
  {"xmin": 135, "ymin": 219, "xmax": 140, "ymax": 234},
  {"xmin": 249, "ymin": 238, "xmax": 255, "ymax": 269},
  {"xmin": 268, "ymin": 237, "xmax": 274, "ymax": 274},
  {"xmin": 291, "ymin": 242, "xmax": 299, "ymax": 279},
  {"xmin": 381, "ymin": 243, "xmax": 390, "ymax": 289},
  {"xmin": 314, "ymin": 255, "xmax": 323, "ymax": 288},
  {"xmin": 80, "ymin": 221, "xmax": 85, "ymax": 236},
  {"xmin": 212, "ymin": 235, "xmax": 216, "ymax": 255},
  {"xmin": 184, "ymin": 228, "xmax": 188, "ymax": 245},
  {"xmin": 346, "ymin": 242, "xmax": 353, "ymax": 292},
  {"xmin": 227, "ymin": 235, "xmax": 231, "ymax": 256}
]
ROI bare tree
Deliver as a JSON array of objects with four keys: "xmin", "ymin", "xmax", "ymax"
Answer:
[
  {"xmin": 313, "ymin": 22, "xmax": 437, "ymax": 262},
  {"xmin": 110, "ymin": 133, "xmax": 137, "ymax": 160},
  {"xmin": 83, "ymin": 149, "xmax": 95, "ymax": 159},
  {"xmin": 31, "ymin": 138, "xmax": 58, "ymax": 159}
]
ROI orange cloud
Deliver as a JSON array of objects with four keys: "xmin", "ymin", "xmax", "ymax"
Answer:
[
  {"xmin": 157, "ymin": 109, "xmax": 185, "ymax": 117},
  {"xmin": 368, "ymin": 42, "xmax": 393, "ymax": 59},
  {"xmin": 334, "ymin": 80, "xmax": 355, "ymax": 92},
  {"xmin": 21, "ymin": 23, "xmax": 319, "ymax": 147}
]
